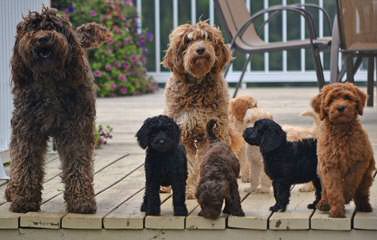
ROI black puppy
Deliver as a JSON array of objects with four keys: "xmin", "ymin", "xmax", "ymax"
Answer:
[
  {"xmin": 243, "ymin": 119, "xmax": 321, "ymax": 212},
  {"xmin": 136, "ymin": 115, "xmax": 188, "ymax": 216}
]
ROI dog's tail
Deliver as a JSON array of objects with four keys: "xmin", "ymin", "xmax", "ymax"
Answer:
[
  {"xmin": 301, "ymin": 110, "xmax": 320, "ymax": 127},
  {"xmin": 206, "ymin": 119, "xmax": 219, "ymax": 143}
]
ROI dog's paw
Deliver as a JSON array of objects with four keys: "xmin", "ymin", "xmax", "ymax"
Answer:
[
  {"xmin": 356, "ymin": 202, "xmax": 373, "ymax": 212},
  {"xmin": 174, "ymin": 206, "xmax": 188, "ymax": 216},
  {"xmin": 4, "ymin": 184, "xmax": 14, "ymax": 202},
  {"xmin": 231, "ymin": 209, "xmax": 245, "ymax": 217},
  {"xmin": 10, "ymin": 199, "xmax": 40, "ymax": 213},
  {"xmin": 316, "ymin": 200, "xmax": 330, "ymax": 211},
  {"xmin": 269, "ymin": 204, "xmax": 286, "ymax": 212},
  {"xmin": 241, "ymin": 174, "xmax": 250, "ymax": 183},
  {"xmin": 186, "ymin": 191, "xmax": 196, "ymax": 199},
  {"xmin": 145, "ymin": 210, "xmax": 161, "ymax": 216},
  {"xmin": 329, "ymin": 206, "xmax": 346, "ymax": 218},
  {"xmin": 67, "ymin": 198, "xmax": 97, "ymax": 214}
]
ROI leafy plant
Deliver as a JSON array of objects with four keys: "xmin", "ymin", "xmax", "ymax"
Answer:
[
  {"xmin": 53, "ymin": 0, "xmax": 158, "ymax": 97},
  {"xmin": 95, "ymin": 124, "xmax": 113, "ymax": 148}
]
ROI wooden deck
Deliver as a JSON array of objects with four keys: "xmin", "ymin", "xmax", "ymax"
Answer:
[{"xmin": 0, "ymin": 87, "xmax": 376, "ymax": 240}]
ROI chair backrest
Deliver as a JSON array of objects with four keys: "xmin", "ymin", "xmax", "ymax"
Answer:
[
  {"xmin": 216, "ymin": 0, "xmax": 264, "ymax": 45},
  {"xmin": 337, "ymin": 0, "xmax": 377, "ymax": 51}
]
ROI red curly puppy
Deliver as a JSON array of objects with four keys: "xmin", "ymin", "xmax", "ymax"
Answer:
[{"xmin": 311, "ymin": 83, "xmax": 375, "ymax": 218}]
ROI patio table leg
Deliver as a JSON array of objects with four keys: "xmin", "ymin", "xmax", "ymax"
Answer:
[{"xmin": 367, "ymin": 57, "xmax": 374, "ymax": 107}]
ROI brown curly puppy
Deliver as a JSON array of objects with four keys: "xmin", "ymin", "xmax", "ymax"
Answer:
[
  {"xmin": 5, "ymin": 7, "xmax": 109, "ymax": 213},
  {"xmin": 163, "ymin": 21, "xmax": 232, "ymax": 198},
  {"xmin": 311, "ymin": 83, "xmax": 375, "ymax": 218},
  {"xmin": 196, "ymin": 120, "xmax": 245, "ymax": 219},
  {"xmin": 229, "ymin": 95, "xmax": 258, "ymax": 183}
]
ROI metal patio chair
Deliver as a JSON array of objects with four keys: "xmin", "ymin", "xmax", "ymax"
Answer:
[
  {"xmin": 330, "ymin": 0, "xmax": 377, "ymax": 106},
  {"xmin": 216, "ymin": 0, "xmax": 332, "ymax": 97}
]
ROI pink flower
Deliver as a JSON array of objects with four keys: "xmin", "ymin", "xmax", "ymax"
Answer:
[
  {"xmin": 122, "ymin": 63, "xmax": 129, "ymax": 70},
  {"xmin": 125, "ymin": 0, "xmax": 133, "ymax": 6},
  {"xmin": 120, "ymin": 87, "xmax": 128, "ymax": 94},
  {"xmin": 94, "ymin": 70, "xmax": 102, "ymax": 77},
  {"xmin": 90, "ymin": 10, "xmax": 97, "ymax": 17},
  {"xmin": 131, "ymin": 55, "xmax": 138, "ymax": 63},
  {"xmin": 105, "ymin": 64, "xmax": 112, "ymax": 71},
  {"xmin": 119, "ymin": 74, "xmax": 127, "ymax": 82},
  {"xmin": 114, "ymin": 61, "xmax": 122, "ymax": 68},
  {"xmin": 111, "ymin": 83, "xmax": 117, "ymax": 90},
  {"xmin": 113, "ymin": 26, "xmax": 121, "ymax": 34}
]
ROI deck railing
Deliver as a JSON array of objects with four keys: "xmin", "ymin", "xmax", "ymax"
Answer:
[{"xmin": 137, "ymin": 0, "xmax": 367, "ymax": 83}]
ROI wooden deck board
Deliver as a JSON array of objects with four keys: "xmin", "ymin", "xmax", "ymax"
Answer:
[
  {"xmin": 269, "ymin": 187, "xmax": 315, "ymax": 230},
  {"xmin": 0, "ymin": 88, "xmax": 376, "ymax": 238}
]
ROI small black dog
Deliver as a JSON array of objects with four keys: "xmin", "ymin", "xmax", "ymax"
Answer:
[
  {"xmin": 136, "ymin": 115, "xmax": 188, "ymax": 216},
  {"xmin": 243, "ymin": 119, "xmax": 321, "ymax": 212}
]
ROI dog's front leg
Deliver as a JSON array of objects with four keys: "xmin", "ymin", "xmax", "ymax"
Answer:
[
  {"xmin": 6, "ymin": 128, "xmax": 48, "ymax": 213},
  {"xmin": 145, "ymin": 178, "xmax": 161, "ymax": 216},
  {"xmin": 270, "ymin": 180, "xmax": 290, "ymax": 212},
  {"xmin": 56, "ymin": 122, "xmax": 96, "ymax": 214},
  {"xmin": 171, "ymin": 176, "xmax": 188, "ymax": 216},
  {"xmin": 321, "ymin": 169, "xmax": 345, "ymax": 218},
  {"xmin": 308, "ymin": 177, "xmax": 322, "ymax": 209},
  {"xmin": 226, "ymin": 177, "xmax": 245, "ymax": 216}
]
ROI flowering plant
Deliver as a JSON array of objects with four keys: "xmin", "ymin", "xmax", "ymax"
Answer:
[
  {"xmin": 53, "ymin": 0, "xmax": 157, "ymax": 97},
  {"xmin": 95, "ymin": 125, "xmax": 113, "ymax": 148}
]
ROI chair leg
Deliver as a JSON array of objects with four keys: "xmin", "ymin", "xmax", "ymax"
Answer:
[
  {"xmin": 233, "ymin": 54, "xmax": 252, "ymax": 98},
  {"xmin": 311, "ymin": 46, "xmax": 326, "ymax": 90},
  {"xmin": 330, "ymin": 18, "xmax": 340, "ymax": 83},
  {"xmin": 367, "ymin": 57, "xmax": 374, "ymax": 107},
  {"xmin": 346, "ymin": 55, "xmax": 355, "ymax": 83}
]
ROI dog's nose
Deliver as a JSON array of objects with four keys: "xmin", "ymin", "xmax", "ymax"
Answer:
[
  {"xmin": 337, "ymin": 105, "xmax": 346, "ymax": 112},
  {"xmin": 38, "ymin": 36, "xmax": 50, "ymax": 44},
  {"xmin": 196, "ymin": 47, "xmax": 205, "ymax": 55}
]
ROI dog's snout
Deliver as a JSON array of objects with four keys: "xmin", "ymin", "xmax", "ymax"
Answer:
[
  {"xmin": 38, "ymin": 36, "xmax": 50, "ymax": 44},
  {"xmin": 337, "ymin": 105, "xmax": 346, "ymax": 112},
  {"xmin": 196, "ymin": 47, "xmax": 205, "ymax": 55}
]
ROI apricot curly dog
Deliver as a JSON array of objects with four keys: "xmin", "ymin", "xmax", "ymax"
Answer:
[
  {"xmin": 229, "ymin": 95, "xmax": 257, "ymax": 183},
  {"xmin": 5, "ymin": 7, "xmax": 110, "ymax": 213},
  {"xmin": 312, "ymin": 83, "xmax": 375, "ymax": 218},
  {"xmin": 163, "ymin": 21, "xmax": 232, "ymax": 198}
]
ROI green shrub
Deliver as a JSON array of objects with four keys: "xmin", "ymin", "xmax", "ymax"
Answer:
[{"xmin": 53, "ymin": 0, "xmax": 158, "ymax": 97}]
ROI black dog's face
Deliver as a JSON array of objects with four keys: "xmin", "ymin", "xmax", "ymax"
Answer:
[
  {"xmin": 136, "ymin": 115, "xmax": 180, "ymax": 153},
  {"xmin": 15, "ymin": 8, "xmax": 77, "ymax": 72},
  {"xmin": 243, "ymin": 119, "xmax": 287, "ymax": 153}
]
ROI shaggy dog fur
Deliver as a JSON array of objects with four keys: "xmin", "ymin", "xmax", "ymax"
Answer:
[
  {"xmin": 229, "ymin": 95, "xmax": 258, "ymax": 183},
  {"xmin": 243, "ymin": 119, "xmax": 321, "ymax": 212},
  {"xmin": 136, "ymin": 115, "xmax": 188, "ymax": 216},
  {"xmin": 5, "ymin": 7, "xmax": 110, "ymax": 213},
  {"xmin": 196, "ymin": 120, "xmax": 245, "ymax": 219},
  {"xmin": 311, "ymin": 83, "xmax": 375, "ymax": 218},
  {"xmin": 163, "ymin": 21, "xmax": 232, "ymax": 198}
]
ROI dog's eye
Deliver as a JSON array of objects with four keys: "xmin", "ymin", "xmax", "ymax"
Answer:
[{"xmin": 344, "ymin": 95, "xmax": 352, "ymax": 100}]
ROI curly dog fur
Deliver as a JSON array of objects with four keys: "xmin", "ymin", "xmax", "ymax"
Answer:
[
  {"xmin": 311, "ymin": 83, "xmax": 375, "ymax": 218},
  {"xmin": 196, "ymin": 120, "xmax": 245, "ymax": 219},
  {"xmin": 136, "ymin": 115, "xmax": 188, "ymax": 216},
  {"xmin": 163, "ymin": 21, "xmax": 232, "ymax": 198},
  {"xmin": 229, "ymin": 95, "xmax": 258, "ymax": 183},
  {"xmin": 243, "ymin": 119, "xmax": 321, "ymax": 212},
  {"xmin": 5, "ymin": 7, "xmax": 110, "ymax": 213}
]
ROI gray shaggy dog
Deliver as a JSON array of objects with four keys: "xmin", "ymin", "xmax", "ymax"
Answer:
[{"xmin": 5, "ymin": 7, "xmax": 111, "ymax": 213}]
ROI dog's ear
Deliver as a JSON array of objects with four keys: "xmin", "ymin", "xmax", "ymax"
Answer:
[
  {"xmin": 311, "ymin": 84, "xmax": 335, "ymax": 120},
  {"xmin": 136, "ymin": 118, "xmax": 152, "ymax": 149},
  {"xmin": 260, "ymin": 125, "xmax": 286, "ymax": 153},
  {"xmin": 76, "ymin": 22, "xmax": 112, "ymax": 49},
  {"xmin": 210, "ymin": 27, "xmax": 232, "ymax": 73},
  {"xmin": 352, "ymin": 85, "xmax": 367, "ymax": 115},
  {"xmin": 162, "ymin": 24, "xmax": 192, "ymax": 73}
]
